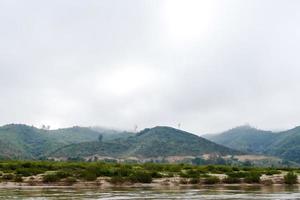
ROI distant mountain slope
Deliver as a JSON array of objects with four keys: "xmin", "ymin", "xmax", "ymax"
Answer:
[
  {"xmin": 50, "ymin": 126, "xmax": 133, "ymax": 144},
  {"xmin": 204, "ymin": 125, "xmax": 300, "ymax": 164},
  {"xmin": 265, "ymin": 126, "xmax": 300, "ymax": 163},
  {"xmin": 204, "ymin": 125, "xmax": 278, "ymax": 153},
  {"xmin": 0, "ymin": 124, "xmax": 132, "ymax": 159},
  {"xmin": 125, "ymin": 126, "xmax": 241, "ymax": 157},
  {"xmin": 50, "ymin": 126, "xmax": 242, "ymax": 159},
  {"xmin": 0, "ymin": 140, "xmax": 25, "ymax": 160},
  {"xmin": 0, "ymin": 124, "xmax": 62, "ymax": 159},
  {"xmin": 49, "ymin": 126, "xmax": 101, "ymax": 145}
]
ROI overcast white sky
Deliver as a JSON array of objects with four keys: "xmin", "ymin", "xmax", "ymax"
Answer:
[{"xmin": 1, "ymin": 0, "xmax": 300, "ymax": 134}]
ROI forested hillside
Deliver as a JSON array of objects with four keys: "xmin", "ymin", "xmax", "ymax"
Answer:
[
  {"xmin": 50, "ymin": 126, "xmax": 242, "ymax": 159},
  {"xmin": 205, "ymin": 125, "xmax": 300, "ymax": 163}
]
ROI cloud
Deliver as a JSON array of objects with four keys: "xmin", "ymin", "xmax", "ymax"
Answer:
[{"xmin": 0, "ymin": 0, "xmax": 300, "ymax": 133}]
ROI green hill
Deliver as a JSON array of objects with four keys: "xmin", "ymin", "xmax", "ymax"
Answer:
[
  {"xmin": 0, "ymin": 124, "xmax": 132, "ymax": 159},
  {"xmin": 50, "ymin": 126, "xmax": 132, "ymax": 144},
  {"xmin": 50, "ymin": 126, "xmax": 242, "ymax": 159},
  {"xmin": 265, "ymin": 126, "xmax": 300, "ymax": 163},
  {"xmin": 3, "ymin": 123, "xmax": 300, "ymax": 165},
  {"xmin": 0, "ymin": 124, "xmax": 62, "ymax": 159},
  {"xmin": 204, "ymin": 125, "xmax": 300, "ymax": 163},
  {"xmin": 204, "ymin": 125, "xmax": 278, "ymax": 154}
]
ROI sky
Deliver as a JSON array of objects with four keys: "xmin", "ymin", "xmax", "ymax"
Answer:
[{"xmin": 0, "ymin": 0, "xmax": 300, "ymax": 134}]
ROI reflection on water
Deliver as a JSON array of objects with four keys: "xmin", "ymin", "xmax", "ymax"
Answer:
[{"xmin": 0, "ymin": 185, "xmax": 300, "ymax": 199}]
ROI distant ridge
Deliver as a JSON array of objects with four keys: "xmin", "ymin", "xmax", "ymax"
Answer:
[
  {"xmin": 2, "ymin": 123, "xmax": 300, "ymax": 164},
  {"xmin": 50, "ymin": 126, "xmax": 242, "ymax": 159},
  {"xmin": 204, "ymin": 125, "xmax": 277, "ymax": 154},
  {"xmin": 204, "ymin": 125, "xmax": 300, "ymax": 163},
  {"xmin": 0, "ymin": 124, "xmax": 131, "ymax": 159}
]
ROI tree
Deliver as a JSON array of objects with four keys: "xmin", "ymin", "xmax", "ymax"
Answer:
[{"xmin": 41, "ymin": 124, "xmax": 50, "ymax": 130}]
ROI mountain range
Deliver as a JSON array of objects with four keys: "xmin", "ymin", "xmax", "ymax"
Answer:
[
  {"xmin": 0, "ymin": 124, "xmax": 241, "ymax": 162},
  {"xmin": 1, "ymin": 123, "xmax": 300, "ymax": 165},
  {"xmin": 50, "ymin": 126, "xmax": 241, "ymax": 161}
]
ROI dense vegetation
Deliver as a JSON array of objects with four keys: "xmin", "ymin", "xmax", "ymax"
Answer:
[
  {"xmin": 204, "ymin": 125, "xmax": 300, "ymax": 163},
  {"xmin": 284, "ymin": 171, "xmax": 298, "ymax": 184},
  {"xmin": 51, "ymin": 126, "xmax": 242, "ymax": 159},
  {"xmin": 0, "ymin": 161, "xmax": 299, "ymax": 185},
  {"xmin": 3, "ymin": 124, "xmax": 300, "ymax": 165},
  {"xmin": 204, "ymin": 125, "xmax": 277, "ymax": 153},
  {"xmin": 0, "ymin": 124, "xmax": 132, "ymax": 160}
]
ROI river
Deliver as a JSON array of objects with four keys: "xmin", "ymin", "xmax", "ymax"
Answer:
[{"xmin": 1, "ymin": 185, "xmax": 300, "ymax": 199}]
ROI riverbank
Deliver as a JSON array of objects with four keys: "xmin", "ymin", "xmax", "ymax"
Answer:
[
  {"xmin": 0, "ymin": 161, "xmax": 299, "ymax": 188},
  {"xmin": 0, "ymin": 173, "xmax": 298, "ymax": 188}
]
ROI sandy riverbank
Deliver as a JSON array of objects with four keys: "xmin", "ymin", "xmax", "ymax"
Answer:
[{"xmin": 0, "ymin": 173, "xmax": 297, "ymax": 189}]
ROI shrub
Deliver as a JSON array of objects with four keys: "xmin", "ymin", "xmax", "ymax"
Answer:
[
  {"xmin": 232, "ymin": 167, "xmax": 239, "ymax": 171},
  {"xmin": 214, "ymin": 166, "xmax": 233, "ymax": 173},
  {"xmin": 43, "ymin": 174, "xmax": 60, "ymax": 183},
  {"xmin": 14, "ymin": 175, "xmax": 23, "ymax": 182},
  {"xmin": 205, "ymin": 165, "xmax": 216, "ymax": 173},
  {"xmin": 179, "ymin": 178, "xmax": 188, "ymax": 184},
  {"xmin": 226, "ymin": 172, "xmax": 248, "ymax": 178},
  {"xmin": 265, "ymin": 170, "xmax": 281, "ymax": 175},
  {"xmin": 203, "ymin": 176, "xmax": 220, "ymax": 184},
  {"xmin": 114, "ymin": 167, "xmax": 132, "ymax": 177},
  {"xmin": 21, "ymin": 162, "xmax": 32, "ymax": 168},
  {"xmin": 150, "ymin": 171, "xmax": 163, "ymax": 178},
  {"xmin": 166, "ymin": 164, "xmax": 182, "ymax": 172},
  {"xmin": 129, "ymin": 171, "xmax": 152, "ymax": 183},
  {"xmin": 2, "ymin": 173, "xmax": 14, "ymax": 180},
  {"xmin": 28, "ymin": 176, "xmax": 37, "ymax": 186},
  {"xmin": 284, "ymin": 172, "xmax": 298, "ymax": 185},
  {"xmin": 244, "ymin": 172, "xmax": 261, "ymax": 183},
  {"xmin": 56, "ymin": 171, "xmax": 71, "ymax": 179},
  {"xmin": 179, "ymin": 169, "xmax": 200, "ymax": 178},
  {"xmin": 7, "ymin": 164, "xmax": 17, "ymax": 170},
  {"xmin": 16, "ymin": 168, "xmax": 45, "ymax": 177},
  {"xmin": 80, "ymin": 171, "xmax": 97, "ymax": 181},
  {"xmin": 165, "ymin": 172, "xmax": 174, "ymax": 177},
  {"xmin": 16, "ymin": 168, "xmax": 32, "ymax": 177},
  {"xmin": 143, "ymin": 163, "xmax": 164, "ymax": 171},
  {"xmin": 189, "ymin": 178, "xmax": 200, "ymax": 184}
]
